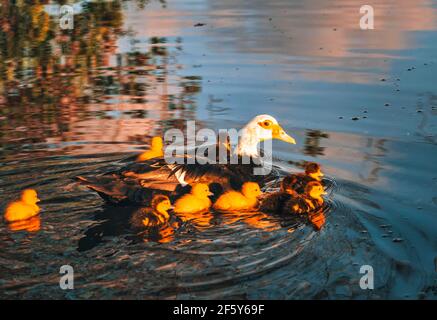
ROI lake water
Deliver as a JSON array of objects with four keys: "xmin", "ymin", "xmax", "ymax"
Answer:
[{"xmin": 0, "ymin": 0, "xmax": 436, "ymax": 299}]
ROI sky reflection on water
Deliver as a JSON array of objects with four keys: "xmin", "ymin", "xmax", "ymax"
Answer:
[{"xmin": 0, "ymin": 0, "xmax": 436, "ymax": 299}]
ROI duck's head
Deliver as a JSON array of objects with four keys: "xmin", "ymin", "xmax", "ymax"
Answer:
[
  {"xmin": 305, "ymin": 181, "xmax": 326, "ymax": 200},
  {"xmin": 191, "ymin": 183, "xmax": 214, "ymax": 198},
  {"xmin": 151, "ymin": 136, "xmax": 163, "ymax": 150},
  {"xmin": 305, "ymin": 162, "xmax": 323, "ymax": 181},
  {"xmin": 21, "ymin": 189, "xmax": 40, "ymax": 206},
  {"xmin": 151, "ymin": 195, "xmax": 172, "ymax": 214},
  {"xmin": 241, "ymin": 182, "xmax": 262, "ymax": 199},
  {"xmin": 238, "ymin": 115, "xmax": 296, "ymax": 157}
]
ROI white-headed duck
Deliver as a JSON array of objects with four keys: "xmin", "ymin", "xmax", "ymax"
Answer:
[{"xmin": 76, "ymin": 115, "xmax": 296, "ymax": 205}]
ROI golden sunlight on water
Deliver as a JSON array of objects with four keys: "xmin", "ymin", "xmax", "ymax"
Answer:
[{"xmin": 0, "ymin": 0, "xmax": 437, "ymax": 300}]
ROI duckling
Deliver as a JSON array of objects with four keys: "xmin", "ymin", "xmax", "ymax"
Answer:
[
  {"xmin": 282, "ymin": 162, "xmax": 324, "ymax": 196},
  {"xmin": 137, "ymin": 136, "xmax": 163, "ymax": 162},
  {"xmin": 8, "ymin": 216, "xmax": 41, "ymax": 232},
  {"xmin": 129, "ymin": 195, "xmax": 172, "ymax": 229},
  {"xmin": 282, "ymin": 181, "xmax": 326, "ymax": 215},
  {"xmin": 213, "ymin": 182, "xmax": 262, "ymax": 212},
  {"xmin": 4, "ymin": 189, "xmax": 41, "ymax": 222},
  {"xmin": 174, "ymin": 183, "xmax": 213, "ymax": 215},
  {"xmin": 259, "ymin": 178, "xmax": 294, "ymax": 213}
]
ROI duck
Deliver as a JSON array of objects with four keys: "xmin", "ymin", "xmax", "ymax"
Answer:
[
  {"xmin": 76, "ymin": 115, "xmax": 296, "ymax": 205},
  {"xmin": 137, "ymin": 136, "xmax": 163, "ymax": 162},
  {"xmin": 258, "ymin": 177, "xmax": 295, "ymax": 213},
  {"xmin": 213, "ymin": 182, "xmax": 262, "ymax": 212},
  {"xmin": 260, "ymin": 180, "xmax": 325, "ymax": 215},
  {"xmin": 4, "ymin": 189, "xmax": 41, "ymax": 223},
  {"xmin": 281, "ymin": 162, "xmax": 324, "ymax": 196},
  {"xmin": 129, "ymin": 195, "xmax": 172, "ymax": 229},
  {"xmin": 174, "ymin": 183, "xmax": 213, "ymax": 215},
  {"xmin": 281, "ymin": 181, "xmax": 326, "ymax": 215}
]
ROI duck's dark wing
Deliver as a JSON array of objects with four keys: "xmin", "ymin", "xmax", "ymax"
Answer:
[
  {"xmin": 122, "ymin": 146, "xmax": 271, "ymax": 190},
  {"xmin": 75, "ymin": 174, "xmax": 171, "ymax": 205},
  {"xmin": 76, "ymin": 141, "xmax": 277, "ymax": 204},
  {"xmin": 168, "ymin": 153, "xmax": 274, "ymax": 189}
]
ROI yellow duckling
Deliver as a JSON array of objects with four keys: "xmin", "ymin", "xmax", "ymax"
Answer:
[
  {"xmin": 8, "ymin": 216, "xmax": 41, "ymax": 232},
  {"xmin": 137, "ymin": 136, "xmax": 163, "ymax": 162},
  {"xmin": 213, "ymin": 182, "xmax": 262, "ymax": 212},
  {"xmin": 4, "ymin": 189, "xmax": 41, "ymax": 222},
  {"xmin": 174, "ymin": 183, "xmax": 213, "ymax": 215},
  {"xmin": 130, "ymin": 195, "xmax": 173, "ymax": 229}
]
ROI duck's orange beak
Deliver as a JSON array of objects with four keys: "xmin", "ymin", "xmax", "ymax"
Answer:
[
  {"xmin": 208, "ymin": 191, "xmax": 214, "ymax": 196},
  {"xmin": 272, "ymin": 124, "xmax": 296, "ymax": 144}
]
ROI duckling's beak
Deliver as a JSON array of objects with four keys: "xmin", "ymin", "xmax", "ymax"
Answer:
[
  {"xmin": 36, "ymin": 198, "xmax": 41, "ymax": 203},
  {"xmin": 272, "ymin": 124, "xmax": 296, "ymax": 144},
  {"xmin": 169, "ymin": 205, "xmax": 175, "ymax": 210},
  {"xmin": 208, "ymin": 192, "xmax": 214, "ymax": 196}
]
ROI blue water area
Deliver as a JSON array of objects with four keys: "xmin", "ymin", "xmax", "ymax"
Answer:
[{"xmin": 0, "ymin": 0, "xmax": 436, "ymax": 299}]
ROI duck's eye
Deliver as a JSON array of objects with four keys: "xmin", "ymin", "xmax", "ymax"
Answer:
[{"xmin": 258, "ymin": 120, "xmax": 273, "ymax": 129}]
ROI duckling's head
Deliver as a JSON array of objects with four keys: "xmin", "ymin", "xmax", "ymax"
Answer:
[
  {"xmin": 21, "ymin": 189, "xmax": 40, "ymax": 206},
  {"xmin": 151, "ymin": 136, "xmax": 163, "ymax": 150},
  {"xmin": 151, "ymin": 195, "xmax": 172, "ymax": 214},
  {"xmin": 191, "ymin": 183, "xmax": 214, "ymax": 198},
  {"xmin": 305, "ymin": 181, "xmax": 326, "ymax": 200},
  {"xmin": 238, "ymin": 115, "xmax": 296, "ymax": 156},
  {"xmin": 305, "ymin": 162, "xmax": 323, "ymax": 181},
  {"xmin": 241, "ymin": 182, "xmax": 262, "ymax": 198}
]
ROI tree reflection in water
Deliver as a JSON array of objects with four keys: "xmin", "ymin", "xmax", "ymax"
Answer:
[{"xmin": 0, "ymin": 0, "xmax": 200, "ymax": 158}]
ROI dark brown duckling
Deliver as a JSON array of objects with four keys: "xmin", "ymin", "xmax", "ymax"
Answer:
[
  {"xmin": 260, "ymin": 180, "xmax": 326, "ymax": 215},
  {"xmin": 129, "ymin": 195, "xmax": 172, "ymax": 229},
  {"xmin": 259, "ymin": 179, "xmax": 293, "ymax": 213},
  {"xmin": 282, "ymin": 162, "xmax": 324, "ymax": 196},
  {"xmin": 281, "ymin": 181, "xmax": 326, "ymax": 215}
]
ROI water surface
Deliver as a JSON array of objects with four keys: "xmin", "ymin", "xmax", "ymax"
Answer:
[{"xmin": 0, "ymin": 0, "xmax": 436, "ymax": 299}]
